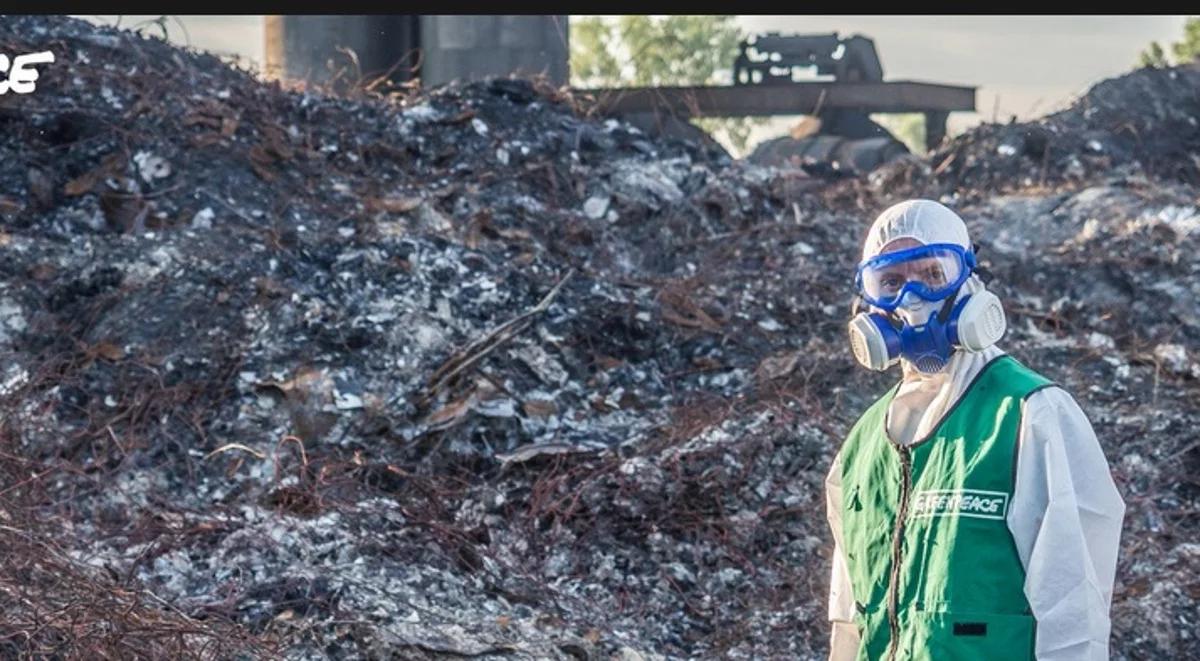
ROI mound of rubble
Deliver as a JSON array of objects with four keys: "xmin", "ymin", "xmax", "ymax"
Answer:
[
  {"xmin": 0, "ymin": 15, "xmax": 1196, "ymax": 661},
  {"xmin": 748, "ymin": 134, "xmax": 911, "ymax": 177},
  {"xmin": 873, "ymin": 63, "xmax": 1200, "ymax": 202}
]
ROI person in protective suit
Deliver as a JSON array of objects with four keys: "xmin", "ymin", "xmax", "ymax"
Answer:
[{"xmin": 827, "ymin": 199, "xmax": 1126, "ymax": 661}]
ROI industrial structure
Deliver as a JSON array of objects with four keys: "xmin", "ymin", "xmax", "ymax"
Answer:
[
  {"xmin": 264, "ymin": 15, "xmax": 569, "ymax": 88},
  {"xmin": 587, "ymin": 33, "xmax": 973, "ymax": 151},
  {"xmin": 263, "ymin": 18, "xmax": 974, "ymax": 153}
]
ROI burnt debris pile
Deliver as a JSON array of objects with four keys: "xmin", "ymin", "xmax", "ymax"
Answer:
[
  {"xmin": 0, "ymin": 15, "xmax": 1196, "ymax": 660},
  {"xmin": 875, "ymin": 64, "xmax": 1200, "ymax": 200}
]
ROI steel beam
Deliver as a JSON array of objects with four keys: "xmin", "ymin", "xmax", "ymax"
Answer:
[{"xmin": 578, "ymin": 81, "xmax": 975, "ymax": 118}]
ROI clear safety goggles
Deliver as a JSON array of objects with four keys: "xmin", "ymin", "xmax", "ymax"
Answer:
[{"xmin": 855, "ymin": 242, "xmax": 975, "ymax": 311}]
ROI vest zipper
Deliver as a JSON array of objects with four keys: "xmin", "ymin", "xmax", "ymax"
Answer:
[{"xmin": 886, "ymin": 444, "xmax": 913, "ymax": 661}]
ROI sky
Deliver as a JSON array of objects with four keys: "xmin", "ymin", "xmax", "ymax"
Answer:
[{"xmin": 78, "ymin": 15, "xmax": 1191, "ymax": 151}]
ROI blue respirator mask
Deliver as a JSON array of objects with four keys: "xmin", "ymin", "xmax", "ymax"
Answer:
[{"xmin": 847, "ymin": 243, "xmax": 1007, "ymax": 373}]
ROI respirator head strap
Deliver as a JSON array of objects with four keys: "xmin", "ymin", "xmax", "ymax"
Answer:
[
  {"xmin": 971, "ymin": 243, "xmax": 996, "ymax": 285},
  {"xmin": 936, "ymin": 287, "xmax": 961, "ymax": 325}
]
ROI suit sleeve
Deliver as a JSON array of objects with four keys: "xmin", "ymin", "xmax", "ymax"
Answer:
[
  {"xmin": 1007, "ymin": 387, "xmax": 1127, "ymax": 660},
  {"xmin": 826, "ymin": 450, "xmax": 861, "ymax": 661}
]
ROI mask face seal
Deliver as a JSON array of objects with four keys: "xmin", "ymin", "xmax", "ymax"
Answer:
[
  {"xmin": 897, "ymin": 295, "xmax": 958, "ymax": 373},
  {"xmin": 847, "ymin": 288, "xmax": 1007, "ymax": 373}
]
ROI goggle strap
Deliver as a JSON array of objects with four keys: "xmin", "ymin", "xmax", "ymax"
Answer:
[{"xmin": 857, "ymin": 243, "xmax": 971, "ymax": 270}]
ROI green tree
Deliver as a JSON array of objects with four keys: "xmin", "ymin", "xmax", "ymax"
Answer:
[
  {"xmin": 1138, "ymin": 41, "xmax": 1168, "ymax": 69},
  {"xmin": 1139, "ymin": 16, "xmax": 1200, "ymax": 68},
  {"xmin": 872, "ymin": 113, "xmax": 927, "ymax": 156},
  {"xmin": 570, "ymin": 15, "xmax": 763, "ymax": 154},
  {"xmin": 1171, "ymin": 17, "xmax": 1200, "ymax": 62}
]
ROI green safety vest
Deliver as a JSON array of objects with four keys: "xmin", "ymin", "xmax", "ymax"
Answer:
[{"xmin": 838, "ymin": 355, "xmax": 1054, "ymax": 661}]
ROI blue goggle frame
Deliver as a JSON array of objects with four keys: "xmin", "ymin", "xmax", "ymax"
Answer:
[{"xmin": 854, "ymin": 242, "xmax": 976, "ymax": 312}]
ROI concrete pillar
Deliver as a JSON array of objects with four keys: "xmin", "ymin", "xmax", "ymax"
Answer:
[
  {"xmin": 418, "ymin": 15, "xmax": 569, "ymax": 87},
  {"xmin": 264, "ymin": 15, "xmax": 420, "ymax": 85}
]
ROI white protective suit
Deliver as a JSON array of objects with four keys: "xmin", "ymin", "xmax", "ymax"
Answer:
[{"xmin": 827, "ymin": 200, "xmax": 1127, "ymax": 661}]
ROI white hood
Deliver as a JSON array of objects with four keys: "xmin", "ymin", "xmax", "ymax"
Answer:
[{"xmin": 857, "ymin": 199, "xmax": 998, "ymax": 443}]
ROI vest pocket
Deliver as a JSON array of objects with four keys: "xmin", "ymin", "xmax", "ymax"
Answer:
[{"xmin": 905, "ymin": 611, "xmax": 1035, "ymax": 661}]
